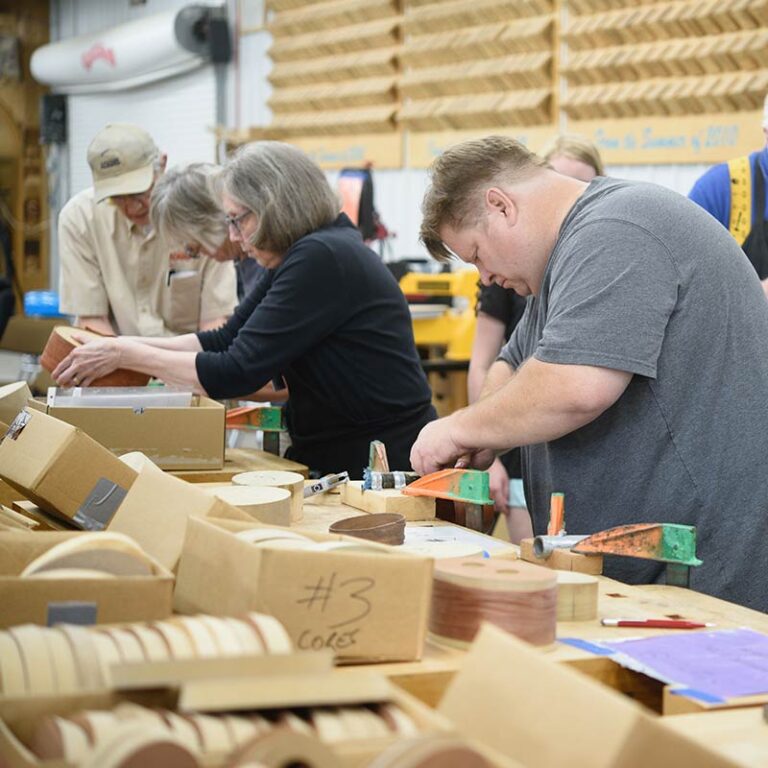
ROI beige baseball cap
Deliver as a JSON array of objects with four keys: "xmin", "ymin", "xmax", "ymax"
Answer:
[{"xmin": 87, "ymin": 123, "xmax": 158, "ymax": 202}]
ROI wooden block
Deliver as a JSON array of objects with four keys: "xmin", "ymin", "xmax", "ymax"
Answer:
[
  {"xmin": 341, "ymin": 480, "xmax": 436, "ymax": 521},
  {"xmin": 556, "ymin": 572, "xmax": 599, "ymax": 622},
  {"xmin": 519, "ymin": 538, "xmax": 603, "ymax": 575},
  {"xmin": 202, "ymin": 485, "xmax": 292, "ymax": 526}
]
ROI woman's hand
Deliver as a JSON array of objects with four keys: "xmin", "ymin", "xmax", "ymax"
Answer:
[{"xmin": 52, "ymin": 335, "xmax": 122, "ymax": 386}]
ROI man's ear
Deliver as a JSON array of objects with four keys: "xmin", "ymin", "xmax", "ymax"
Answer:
[
  {"xmin": 486, "ymin": 187, "xmax": 517, "ymax": 224},
  {"xmin": 159, "ymin": 153, "xmax": 168, "ymax": 172}
]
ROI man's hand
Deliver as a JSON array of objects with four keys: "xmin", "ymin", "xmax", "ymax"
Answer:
[
  {"xmin": 52, "ymin": 335, "xmax": 122, "ymax": 386},
  {"xmin": 410, "ymin": 415, "xmax": 495, "ymax": 476},
  {"xmin": 761, "ymin": 277, "xmax": 768, "ymax": 299}
]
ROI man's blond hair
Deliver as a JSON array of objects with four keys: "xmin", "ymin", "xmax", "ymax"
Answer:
[{"xmin": 420, "ymin": 135, "xmax": 547, "ymax": 262}]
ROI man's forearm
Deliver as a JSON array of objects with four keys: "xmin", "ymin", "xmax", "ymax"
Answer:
[
  {"xmin": 120, "ymin": 334, "xmax": 203, "ymax": 352},
  {"xmin": 75, "ymin": 316, "xmax": 114, "ymax": 335},
  {"xmin": 453, "ymin": 357, "xmax": 632, "ymax": 453},
  {"xmin": 479, "ymin": 359, "xmax": 515, "ymax": 399}
]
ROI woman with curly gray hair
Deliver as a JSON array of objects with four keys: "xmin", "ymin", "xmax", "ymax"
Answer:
[{"xmin": 54, "ymin": 141, "xmax": 436, "ymax": 476}]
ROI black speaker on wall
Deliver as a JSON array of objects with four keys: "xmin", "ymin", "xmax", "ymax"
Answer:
[{"xmin": 40, "ymin": 93, "xmax": 67, "ymax": 145}]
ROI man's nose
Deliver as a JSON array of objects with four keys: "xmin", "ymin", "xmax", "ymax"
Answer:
[{"xmin": 477, "ymin": 263, "xmax": 493, "ymax": 286}]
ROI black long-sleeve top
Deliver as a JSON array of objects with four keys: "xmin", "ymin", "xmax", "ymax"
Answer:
[{"xmin": 196, "ymin": 214, "xmax": 435, "ymax": 475}]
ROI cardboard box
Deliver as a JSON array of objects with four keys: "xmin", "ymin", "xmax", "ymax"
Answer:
[
  {"xmin": 0, "ymin": 531, "xmax": 173, "ymax": 628},
  {"xmin": 174, "ymin": 517, "xmax": 434, "ymax": 663},
  {"xmin": 108, "ymin": 466, "xmax": 252, "ymax": 572},
  {"xmin": 0, "ymin": 409, "xmax": 137, "ymax": 527},
  {"xmin": 0, "ymin": 317, "xmax": 69, "ymax": 355},
  {"xmin": 438, "ymin": 623, "xmax": 741, "ymax": 768},
  {"xmin": 28, "ymin": 395, "xmax": 225, "ymax": 471}
]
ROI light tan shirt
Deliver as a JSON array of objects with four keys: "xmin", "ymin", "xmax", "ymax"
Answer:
[{"xmin": 58, "ymin": 187, "xmax": 237, "ymax": 336}]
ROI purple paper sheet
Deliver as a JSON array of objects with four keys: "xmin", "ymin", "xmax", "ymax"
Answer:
[{"xmin": 601, "ymin": 628, "xmax": 768, "ymax": 699}]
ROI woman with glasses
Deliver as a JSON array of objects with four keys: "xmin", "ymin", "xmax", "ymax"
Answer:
[{"xmin": 53, "ymin": 141, "xmax": 436, "ymax": 477}]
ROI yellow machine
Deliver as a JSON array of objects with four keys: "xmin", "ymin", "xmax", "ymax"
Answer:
[
  {"xmin": 398, "ymin": 269, "xmax": 478, "ymax": 362},
  {"xmin": 399, "ymin": 269, "xmax": 478, "ymax": 416}
]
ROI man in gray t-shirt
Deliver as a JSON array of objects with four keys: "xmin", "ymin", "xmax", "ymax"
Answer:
[{"xmin": 412, "ymin": 135, "xmax": 768, "ymax": 612}]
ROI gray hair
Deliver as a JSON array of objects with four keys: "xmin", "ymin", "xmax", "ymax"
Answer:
[
  {"xmin": 150, "ymin": 163, "xmax": 227, "ymax": 253},
  {"xmin": 220, "ymin": 141, "xmax": 339, "ymax": 254}
]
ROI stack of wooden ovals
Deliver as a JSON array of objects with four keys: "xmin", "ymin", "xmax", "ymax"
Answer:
[
  {"xmin": 236, "ymin": 528, "xmax": 390, "ymax": 555},
  {"xmin": 204, "ymin": 485, "xmax": 293, "ymax": 526},
  {"xmin": 0, "ymin": 613, "xmax": 292, "ymax": 697},
  {"xmin": 429, "ymin": 557, "xmax": 558, "ymax": 648},
  {"xmin": 20, "ymin": 532, "xmax": 157, "ymax": 581},
  {"xmin": 232, "ymin": 471, "xmax": 305, "ymax": 523},
  {"xmin": 29, "ymin": 700, "xmax": 421, "ymax": 767},
  {"xmin": 40, "ymin": 326, "xmax": 151, "ymax": 387}
]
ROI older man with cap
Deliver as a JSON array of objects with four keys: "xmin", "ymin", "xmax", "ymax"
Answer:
[
  {"xmin": 58, "ymin": 123, "xmax": 236, "ymax": 336},
  {"xmin": 689, "ymin": 92, "xmax": 768, "ymax": 296}
]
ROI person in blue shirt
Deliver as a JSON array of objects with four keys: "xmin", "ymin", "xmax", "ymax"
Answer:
[{"xmin": 689, "ymin": 95, "xmax": 768, "ymax": 296}]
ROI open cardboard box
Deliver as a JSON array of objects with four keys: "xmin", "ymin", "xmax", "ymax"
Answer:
[
  {"xmin": 0, "ymin": 409, "xmax": 137, "ymax": 527},
  {"xmin": 174, "ymin": 517, "xmax": 433, "ymax": 664},
  {"xmin": 0, "ymin": 653, "xmax": 479, "ymax": 768},
  {"xmin": 107, "ymin": 465, "xmax": 252, "ymax": 572},
  {"xmin": 0, "ymin": 317, "xmax": 69, "ymax": 356},
  {"xmin": 437, "ymin": 623, "xmax": 743, "ymax": 768},
  {"xmin": 0, "ymin": 531, "xmax": 173, "ymax": 628},
  {"xmin": 28, "ymin": 395, "xmax": 225, "ymax": 471}
]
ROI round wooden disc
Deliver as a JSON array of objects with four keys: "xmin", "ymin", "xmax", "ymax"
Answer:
[
  {"xmin": 40, "ymin": 326, "xmax": 151, "ymax": 388},
  {"xmin": 160, "ymin": 711, "xmax": 203, "ymax": 752},
  {"xmin": 226, "ymin": 730, "xmax": 336, "ymax": 768},
  {"xmin": 311, "ymin": 709, "xmax": 347, "ymax": 743},
  {"xmin": 399, "ymin": 541, "xmax": 485, "ymax": 559},
  {"xmin": 151, "ymin": 621, "xmax": 196, "ymax": 660},
  {"xmin": 91, "ymin": 630, "xmax": 123, "ymax": 683},
  {"xmin": 42, "ymin": 626, "xmax": 80, "ymax": 693},
  {"xmin": 21, "ymin": 532, "xmax": 155, "ymax": 578},
  {"xmin": 235, "ymin": 528, "xmax": 311, "ymax": 545},
  {"xmin": 231, "ymin": 471, "xmax": 304, "ymax": 523},
  {"xmin": 206, "ymin": 486, "xmax": 292, "ymax": 526},
  {"xmin": 175, "ymin": 616, "xmax": 219, "ymax": 658},
  {"xmin": 80, "ymin": 710, "xmax": 121, "ymax": 746},
  {"xmin": 196, "ymin": 615, "xmax": 243, "ymax": 657},
  {"xmin": 377, "ymin": 704, "xmax": 419, "ymax": 737},
  {"xmin": 433, "ymin": 557, "xmax": 557, "ymax": 592},
  {"xmin": 125, "ymin": 626, "xmax": 172, "ymax": 662},
  {"xmin": 79, "ymin": 724, "xmax": 199, "ymax": 768},
  {"xmin": 368, "ymin": 735, "xmax": 491, "ymax": 768},
  {"xmin": 9, "ymin": 625, "xmax": 57, "ymax": 695},
  {"xmin": 246, "ymin": 613, "xmax": 293, "ymax": 654},
  {"xmin": 224, "ymin": 618, "xmax": 265, "ymax": 655},
  {"xmin": 221, "ymin": 715, "xmax": 259, "ymax": 750},
  {"xmin": 0, "ymin": 631, "xmax": 26, "ymax": 696},
  {"xmin": 278, "ymin": 711, "xmax": 313, "ymax": 735},
  {"xmin": 32, "ymin": 717, "xmax": 92, "ymax": 763},
  {"xmin": 25, "ymin": 568, "xmax": 117, "ymax": 580},
  {"xmin": 101, "ymin": 628, "xmax": 147, "ymax": 664},
  {"xmin": 119, "ymin": 452, "xmax": 163, "ymax": 474},
  {"xmin": 313, "ymin": 541, "xmax": 391, "ymax": 554},
  {"xmin": 58, "ymin": 625, "xmax": 107, "ymax": 690},
  {"xmin": 186, "ymin": 713, "xmax": 233, "ymax": 755},
  {"xmin": 556, "ymin": 571, "xmax": 599, "ymax": 622},
  {"xmin": 338, "ymin": 707, "xmax": 390, "ymax": 739}
]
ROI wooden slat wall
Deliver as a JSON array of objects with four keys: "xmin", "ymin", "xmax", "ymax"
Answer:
[
  {"xmin": 264, "ymin": 0, "xmax": 400, "ymax": 137},
  {"xmin": 561, "ymin": 0, "xmax": 768, "ymax": 119},
  {"xmin": 399, "ymin": 0, "xmax": 555, "ymax": 130},
  {"xmin": 251, "ymin": 0, "xmax": 768, "ymax": 165}
]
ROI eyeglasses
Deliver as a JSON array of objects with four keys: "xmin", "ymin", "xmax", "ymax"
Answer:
[{"xmin": 225, "ymin": 210, "xmax": 253, "ymax": 235}]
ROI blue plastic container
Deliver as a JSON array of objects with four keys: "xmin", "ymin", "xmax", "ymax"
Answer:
[{"xmin": 24, "ymin": 291, "xmax": 63, "ymax": 317}]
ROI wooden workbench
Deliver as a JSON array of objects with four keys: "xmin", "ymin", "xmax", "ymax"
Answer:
[{"xmin": 170, "ymin": 446, "xmax": 308, "ymax": 482}]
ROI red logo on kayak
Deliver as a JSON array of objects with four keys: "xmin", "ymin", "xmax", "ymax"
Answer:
[{"xmin": 82, "ymin": 43, "xmax": 116, "ymax": 70}]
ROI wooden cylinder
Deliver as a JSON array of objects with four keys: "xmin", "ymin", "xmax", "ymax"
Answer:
[
  {"xmin": 40, "ymin": 326, "xmax": 151, "ymax": 387},
  {"xmin": 556, "ymin": 571, "xmax": 599, "ymax": 621},
  {"xmin": 203, "ymin": 485, "xmax": 292, "ymax": 526},
  {"xmin": 430, "ymin": 558, "xmax": 557, "ymax": 648},
  {"xmin": 232, "ymin": 471, "xmax": 305, "ymax": 522}
]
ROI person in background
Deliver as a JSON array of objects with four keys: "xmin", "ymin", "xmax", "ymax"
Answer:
[
  {"xmin": 150, "ymin": 164, "xmax": 266, "ymax": 302},
  {"xmin": 467, "ymin": 134, "xmax": 604, "ymax": 541},
  {"xmin": 148, "ymin": 163, "xmax": 284, "ymax": 403},
  {"xmin": 411, "ymin": 135, "xmax": 768, "ymax": 611},
  {"xmin": 53, "ymin": 141, "xmax": 436, "ymax": 477},
  {"xmin": 58, "ymin": 124, "xmax": 237, "ymax": 336},
  {"xmin": 689, "ymin": 92, "xmax": 768, "ymax": 295}
]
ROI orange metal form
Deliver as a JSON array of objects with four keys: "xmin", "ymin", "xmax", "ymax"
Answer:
[
  {"xmin": 225, "ymin": 405, "xmax": 285, "ymax": 432},
  {"xmin": 403, "ymin": 468, "xmax": 493, "ymax": 505}
]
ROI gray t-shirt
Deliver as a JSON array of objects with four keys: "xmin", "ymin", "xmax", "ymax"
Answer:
[{"xmin": 499, "ymin": 177, "xmax": 768, "ymax": 610}]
